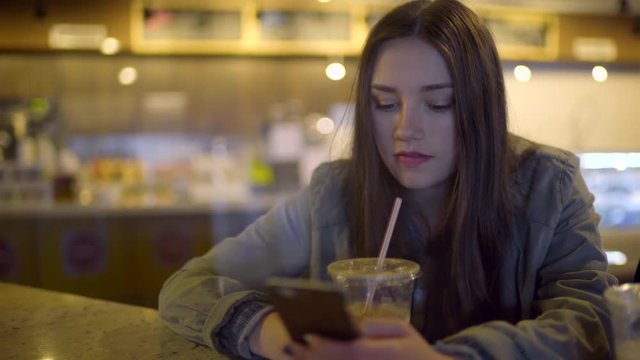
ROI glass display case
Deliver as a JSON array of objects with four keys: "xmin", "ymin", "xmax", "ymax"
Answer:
[{"xmin": 580, "ymin": 153, "xmax": 640, "ymax": 229}]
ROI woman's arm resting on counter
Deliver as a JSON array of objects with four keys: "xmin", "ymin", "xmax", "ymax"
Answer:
[
  {"xmin": 158, "ymin": 188, "xmax": 312, "ymax": 359},
  {"xmin": 434, "ymin": 159, "xmax": 618, "ymax": 359},
  {"xmin": 249, "ymin": 311, "xmax": 295, "ymax": 360}
]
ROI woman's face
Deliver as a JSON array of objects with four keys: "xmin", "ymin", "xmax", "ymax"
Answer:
[{"xmin": 371, "ymin": 37, "xmax": 457, "ymax": 192}]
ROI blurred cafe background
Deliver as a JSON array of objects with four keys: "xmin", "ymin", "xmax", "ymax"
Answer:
[{"xmin": 0, "ymin": 0, "xmax": 638, "ymax": 308}]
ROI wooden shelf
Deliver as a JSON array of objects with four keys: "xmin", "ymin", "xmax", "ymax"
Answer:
[
  {"xmin": 130, "ymin": 0, "xmax": 365, "ymax": 56},
  {"xmin": 130, "ymin": 0, "xmax": 564, "ymax": 59},
  {"xmin": 472, "ymin": 5, "xmax": 560, "ymax": 61}
]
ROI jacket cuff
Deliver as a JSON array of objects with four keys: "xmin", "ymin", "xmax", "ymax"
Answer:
[
  {"xmin": 211, "ymin": 292, "xmax": 274, "ymax": 359},
  {"xmin": 434, "ymin": 339, "xmax": 482, "ymax": 360}
]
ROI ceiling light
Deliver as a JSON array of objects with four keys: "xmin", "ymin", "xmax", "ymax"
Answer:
[
  {"xmin": 592, "ymin": 65, "xmax": 608, "ymax": 82},
  {"xmin": 118, "ymin": 67, "xmax": 138, "ymax": 85},
  {"xmin": 325, "ymin": 63, "xmax": 346, "ymax": 81},
  {"xmin": 514, "ymin": 65, "xmax": 532, "ymax": 82},
  {"xmin": 100, "ymin": 37, "xmax": 121, "ymax": 55},
  {"xmin": 315, "ymin": 117, "xmax": 335, "ymax": 135}
]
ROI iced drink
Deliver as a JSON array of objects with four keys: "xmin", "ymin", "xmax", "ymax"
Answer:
[
  {"xmin": 605, "ymin": 283, "xmax": 640, "ymax": 360},
  {"xmin": 347, "ymin": 302, "xmax": 410, "ymax": 320},
  {"xmin": 327, "ymin": 258, "xmax": 420, "ymax": 321}
]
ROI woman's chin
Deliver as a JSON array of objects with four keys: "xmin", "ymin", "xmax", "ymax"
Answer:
[
  {"xmin": 395, "ymin": 173, "xmax": 452, "ymax": 192},
  {"xmin": 396, "ymin": 177, "xmax": 433, "ymax": 190}
]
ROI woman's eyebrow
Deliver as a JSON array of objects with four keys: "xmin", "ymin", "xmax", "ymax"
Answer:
[{"xmin": 371, "ymin": 83, "xmax": 453, "ymax": 93}]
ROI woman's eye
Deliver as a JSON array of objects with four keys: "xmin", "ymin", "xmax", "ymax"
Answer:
[
  {"xmin": 373, "ymin": 101, "xmax": 399, "ymax": 112},
  {"xmin": 427, "ymin": 103, "xmax": 452, "ymax": 112}
]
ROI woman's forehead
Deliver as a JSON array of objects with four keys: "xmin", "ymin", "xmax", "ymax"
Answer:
[{"xmin": 371, "ymin": 37, "xmax": 452, "ymax": 88}]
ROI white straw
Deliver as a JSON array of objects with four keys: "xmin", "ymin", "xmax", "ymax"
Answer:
[{"xmin": 363, "ymin": 197, "xmax": 402, "ymax": 315}]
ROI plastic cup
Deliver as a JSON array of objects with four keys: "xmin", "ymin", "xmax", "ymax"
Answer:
[
  {"xmin": 605, "ymin": 283, "xmax": 640, "ymax": 360},
  {"xmin": 327, "ymin": 258, "xmax": 421, "ymax": 321}
]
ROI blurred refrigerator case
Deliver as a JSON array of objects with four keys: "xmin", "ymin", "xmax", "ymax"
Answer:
[{"xmin": 580, "ymin": 152, "xmax": 640, "ymax": 282}]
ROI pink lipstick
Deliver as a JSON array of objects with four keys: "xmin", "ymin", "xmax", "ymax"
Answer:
[{"xmin": 394, "ymin": 151, "xmax": 433, "ymax": 168}]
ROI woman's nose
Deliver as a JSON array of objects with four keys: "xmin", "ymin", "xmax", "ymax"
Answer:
[{"xmin": 394, "ymin": 105, "xmax": 424, "ymax": 140}]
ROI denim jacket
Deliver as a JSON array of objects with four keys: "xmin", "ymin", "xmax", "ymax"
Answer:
[{"xmin": 158, "ymin": 137, "xmax": 617, "ymax": 359}]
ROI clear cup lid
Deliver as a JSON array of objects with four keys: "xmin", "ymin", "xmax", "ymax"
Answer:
[
  {"xmin": 327, "ymin": 257, "xmax": 421, "ymax": 282},
  {"xmin": 604, "ymin": 283, "xmax": 640, "ymax": 309}
]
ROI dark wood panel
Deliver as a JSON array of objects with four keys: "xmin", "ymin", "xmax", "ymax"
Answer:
[
  {"xmin": 558, "ymin": 14, "xmax": 640, "ymax": 63},
  {"xmin": 0, "ymin": 0, "xmax": 131, "ymax": 51}
]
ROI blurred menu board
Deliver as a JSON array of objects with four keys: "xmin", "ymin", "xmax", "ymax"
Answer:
[
  {"xmin": 475, "ymin": 7, "xmax": 559, "ymax": 61},
  {"xmin": 258, "ymin": 10, "xmax": 350, "ymax": 41},
  {"xmin": 143, "ymin": 8, "xmax": 241, "ymax": 41},
  {"xmin": 130, "ymin": 0, "xmax": 245, "ymax": 54}
]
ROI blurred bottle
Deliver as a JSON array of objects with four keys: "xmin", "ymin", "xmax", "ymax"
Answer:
[
  {"xmin": 53, "ymin": 147, "xmax": 80, "ymax": 203},
  {"xmin": 249, "ymin": 156, "xmax": 274, "ymax": 193}
]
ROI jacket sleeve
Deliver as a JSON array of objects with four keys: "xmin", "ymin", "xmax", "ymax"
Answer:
[
  {"xmin": 435, "ymin": 157, "xmax": 618, "ymax": 359},
  {"xmin": 158, "ymin": 188, "xmax": 312, "ymax": 359}
]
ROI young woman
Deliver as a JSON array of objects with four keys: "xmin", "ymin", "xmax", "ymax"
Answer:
[{"xmin": 159, "ymin": 1, "xmax": 617, "ymax": 359}]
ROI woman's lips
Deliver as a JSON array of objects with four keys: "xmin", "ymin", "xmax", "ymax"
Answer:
[{"xmin": 394, "ymin": 151, "xmax": 434, "ymax": 168}]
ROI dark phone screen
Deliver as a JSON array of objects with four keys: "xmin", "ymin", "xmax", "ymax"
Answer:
[{"xmin": 267, "ymin": 277, "xmax": 360, "ymax": 344}]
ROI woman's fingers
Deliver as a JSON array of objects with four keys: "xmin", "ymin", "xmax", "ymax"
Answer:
[
  {"xmin": 284, "ymin": 319, "xmax": 419, "ymax": 359},
  {"xmin": 285, "ymin": 334, "xmax": 405, "ymax": 360},
  {"xmin": 284, "ymin": 341, "xmax": 308, "ymax": 359},
  {"xmin": 285, "ymin": 336, "xmax": 354, "ymax": 360},
  {"xmin": 359, "ymin": 317, "xmax": 412, "ymax": 337}
]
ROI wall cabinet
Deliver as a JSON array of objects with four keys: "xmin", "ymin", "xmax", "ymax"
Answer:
[
  {"xmin": 130, "ymin": 0, "xmax": 366, "ymax": 56},
  {"xmin": 0, "ymin": 0, "xmax": 638, "ymax": 62},
  {"xmin": 130, "ymin": 0, "xmax": 564, "ymax": 59},
  {"xmin": 473, "ymin": 5, "xmax": 560, "ymax": 61}
]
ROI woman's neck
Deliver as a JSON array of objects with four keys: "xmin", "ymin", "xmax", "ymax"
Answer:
[{"xmin": 405, "ymin": 180, "xmax": 452, "ymax": 234}]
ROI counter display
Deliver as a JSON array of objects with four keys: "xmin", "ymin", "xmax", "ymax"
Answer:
[{"xmin": 0, "ymin": 201, "xmax": 277, "ymax": 307}]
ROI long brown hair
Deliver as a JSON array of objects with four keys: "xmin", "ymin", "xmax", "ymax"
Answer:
[{"xmin": 346, "ymin": 0, "xmax": 514, "ymax": 337}]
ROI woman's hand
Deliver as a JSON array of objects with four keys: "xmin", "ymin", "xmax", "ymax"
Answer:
[
  {"xmin": 286, "ymin": 317, "xmax": 455, "ymax": 360},
  {"xmin": 248, "ymin": 311, "xmax": 292, "ymax": 360}
]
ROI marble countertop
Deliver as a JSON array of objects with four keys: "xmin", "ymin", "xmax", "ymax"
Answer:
[{"xmin": 0, "ymin": 282, "xmax": 228, "ymax": 359}]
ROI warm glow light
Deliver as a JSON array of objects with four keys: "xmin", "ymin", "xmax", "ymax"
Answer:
[
  {"xmin": 592, "ymin": 65, "xmax": 608, "ymax": 82},
  {"xmin": 514, "ymin": 65, "xmax": 532, "ymax": 82},
  {"xmin": 315, "ymin": 117, "xmax": 335, "ymax": 135},
  {"xmin": 118, "ymin": 67, "xmax": 138, "ymax": 85},
  {"xmin": 317, "ymin": 0, "xmax": 331, "ymax": 2},
  {"xmin": 100, "ymin": 37, "xmax": 120, "ymax": 55},
  {"xmin": 606, "ymin": 251, "xmax": 627, "ymax": 266},
  {"xmin": 325, "ymin": 62, "xmax": 346, "ymax": 81}
]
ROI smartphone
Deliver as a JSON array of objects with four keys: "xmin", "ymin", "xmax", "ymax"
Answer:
[{"xmin": 266, "ymin": 277, "xmax": 360, "ymax": 344}]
